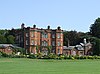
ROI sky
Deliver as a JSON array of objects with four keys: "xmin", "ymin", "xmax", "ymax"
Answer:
[{"xmin": 0, "ymin": 0, "xmax": 100, "ymax": 32}]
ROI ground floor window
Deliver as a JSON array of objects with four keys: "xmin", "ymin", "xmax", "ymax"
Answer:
[{"xmin": 58, "ymin": 49, "xmax": 60, "ymax": 54}]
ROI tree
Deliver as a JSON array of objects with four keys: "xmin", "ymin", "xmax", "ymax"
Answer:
[
  {"xmin": 0, "ymin": 35, "xmax": 7, "ymax": 44},
  {"xmin": 90, "ymin": 17, "xmax": 100, "ymax": 38},
  {"xmin": 7, "ymin": 35, "xmax": 15, "ymax": 44},
  {"xmin": 90, "ymin": 37, "xmax": 100, "ymax": 55},
  {"xmin": 63, "ymin": 31, "xmax": 85, "ymax": 46}
]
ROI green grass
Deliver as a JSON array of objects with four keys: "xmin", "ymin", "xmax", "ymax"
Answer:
[{"xmin": 0, "ymin": 58, "xmax": 100, "ymax": 74}]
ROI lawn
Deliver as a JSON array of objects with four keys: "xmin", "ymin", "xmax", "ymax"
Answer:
[{"xmin": 0, "ymin": 58, "xmax": 100, "ymax": 74}]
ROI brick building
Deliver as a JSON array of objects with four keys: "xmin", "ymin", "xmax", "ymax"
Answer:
[{"xmin": 12, "ymin": 23, "xmax": 63, "ymax": 55}]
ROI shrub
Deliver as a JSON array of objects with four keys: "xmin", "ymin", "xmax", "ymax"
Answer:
[
  {"xmin": 0, "ymin": 52, "xmax": 2, "ymax": 58},
  {"xmin": 37, "ymin": 53, "xmax": 43, "ymax": 59},
  {"xmin": 87, "ymin": 56, "xmax": 94, "ymax": 59},
  {"xmin": 59, "ymin": 55, "xmax": 65, "ymax": 60},
  {"xmin": 28, "ymin": 54, "xmax": 37, "ymax": 59},
  {"xmin": 1, "ymin": 52, "xmax": 9, "ymax": 57}
]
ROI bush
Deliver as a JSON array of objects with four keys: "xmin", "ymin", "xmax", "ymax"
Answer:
[
  {"xmin": 37, "ymin": 53, "xmax": 43, "ymax": 59},
  {"xmin": 28, "ymin": 54, "xmax": 37, "ymax": 59},
  {"xmin": 87, "ymin": 56, "xmax": 94, "ymax": 59},
  {"xmin": 48, "ymin": 53, "xmax": 59, "ymax": 59},
  {"xmin": 0, "ymin": 52, "xmax": 2, "ymax": 58},
  {"xmin": 59, "ymin": 55, "xmax": 65, "ymax": 60},
  {"xmin": 1, "ymin": 52, "xmax": 9, "ymax": 57}
]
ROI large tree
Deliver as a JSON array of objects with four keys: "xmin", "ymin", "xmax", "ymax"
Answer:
[
  {"xmin": 0, "ymin": 35, "xmax": 7, "ymax": 44},
  {"xmin": 90, "ymin": 17, "xmax": 100, "ymax": 38},
  {"xmin": 7, "ymin": 35, "xmax": 15, "ymax": 44},
  {"xmin": 63, "ymin": 31, "xmax": 85, "ymax": 46}
]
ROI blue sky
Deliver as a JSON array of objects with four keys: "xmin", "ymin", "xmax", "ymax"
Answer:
[{"xmin": 0, "ymin": 0, "xmax": 100, "ymax": 32}]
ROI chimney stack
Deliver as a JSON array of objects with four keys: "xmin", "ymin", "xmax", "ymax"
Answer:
[
  {"xmin": 57, "ymin": 26, "xmax": 61, "ymax": 30},
  {"xmin": 47, "ymin": 25, "xmax": 50, "ymax": 29},
  {"xmin": 33, "ymin": 24, "xmax": 36, "ymax": 28},
  {"xmin": 21, "ymin": 23, "xmax": 25, "ymax": 29}
]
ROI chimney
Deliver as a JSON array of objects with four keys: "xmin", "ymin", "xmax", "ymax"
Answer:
[
  {"xmin": 33, "ymin": 24, "xmax": 36, "ymax": 28},
  {"xmin": 57, "ymin": 26, "xmax": 61, "ymax": 30},
  {"xmin": 21, "ymin": 23, "xmax": 25, "ymax": 29},
  {"xmin": 47, "ymin": 25, "xmax": 50, "ymax": 29}
]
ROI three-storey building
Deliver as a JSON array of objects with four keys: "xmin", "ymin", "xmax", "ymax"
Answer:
[{"xmin": 13, "ymin": 23, "xmax": 63, "ymax": 55}]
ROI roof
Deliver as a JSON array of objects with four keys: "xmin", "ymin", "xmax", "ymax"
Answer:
[
  {"xmin": 63, "ymin": 46, "xmax": 75, "ymax": 50},
  {"xmin": 75, "ymin": 45, "xmax": 84, "ymax": 50},
  {"xmin": 0, "ymin": 44, "xmax": 22, "ymax": 49},
  {"xmin": 0, "ymin": 44, "xmax": 13, "ymax": 47}
]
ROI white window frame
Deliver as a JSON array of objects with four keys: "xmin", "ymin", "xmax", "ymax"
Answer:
[
  {"xmin": 26, "ymin": 40, "xmax": 28, "ymax": 45},
  {"xmin": 52, "ymin": 41, "xmax": 55, "ymax": 46},
  {"xmin": 31, "ymin": 40, "xmax": 34, "ymax": 45},
  {"xmin": 26, "ymin": 33, "xmax": 28, "ymax": 37},
  {"xmin": 58, "ymin": 42, "xmax": 61, "ymax": 46},
  {"xmin": 57, "ymin": 33, "xmax": 61, "ymax": 38}
]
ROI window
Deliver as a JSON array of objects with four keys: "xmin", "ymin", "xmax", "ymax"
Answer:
[
  {"xmin": 42, "ymin": 41, "xmax": 48, "ymax": 46},
  {"xmin": 57, "ymin": 33, "xmax": 61, "ymax": 38},
  {"xmin": 31, "ymin": 40, "xmax": 34, "ymax": 45},
  {"xmin": 44, "ymin": 33, "xmax": 48, "ymax": 38},
  {"xmin": 26, "ymin": 40, "xmax": 28, "ymax": 45},
  {"xmin": 42, "ymin": 33, "xmax": 48, "ymax": 38},
  {"xmin": 52, "ymin": 34, "xmax": 55, "ymax": 38},
  {"xmin": 58, "ymin": 42, "xmax": 61, "ymax": 46},
  {"xmin": 35, "ymin": 40, "xmax": 37, "ymax": 45},
  {"xmin": 58, "ymin": 49, "xmax": 60, "ymax": 54},
  {"xmin": 26, "ymin": 33, "xmax": 28, "ymax": 37},
  {"xmin": 31, "ymin": 33, "xmax": 34, "ymax": 37},
  {"xmin": 52, "ymin": 41, "xmax": 55, "ymax": 46},
  {"xmin": 72, "ymin": 51, "xmax": 76, "ymax": 56}
]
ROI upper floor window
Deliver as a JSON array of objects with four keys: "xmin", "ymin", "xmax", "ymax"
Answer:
[
  {"xmin": 42, "ymin": 33, "xmax": 48, "ymax": 38},
  {"xmin": 57, "ymin": 33, "xmax": 61, "ymax": 38},
  {"xmin": 31, "ymin": 40, "xmax": 34, "ymax": 45},
  {"xmin": 52, "ymin": 41, "xmax": 55, "ymax": 46},
  {"xmin": 42, "ymin": 41, "xmax": 48, "ymax": 46},
  {"xmin": 26, "ymin": 40, "xmax": 28, "ymax": 45},
  {"xmin": 31, "ymin": 33, "xmax": 34, "ymax": 37},
  {"xmin": 26, "ymin": 33, "xmax": 28, "ymax": 37},
  {"xmin": 52, "ymin": 34, "xmax": 55, "ymax": 38},
  {"xmin": 58, "ymin": 42, "xmax": 61, "ymax": 46},
  {"xmin": 44, "ymin": 33, "xmax": 48, "ymax": 38}
]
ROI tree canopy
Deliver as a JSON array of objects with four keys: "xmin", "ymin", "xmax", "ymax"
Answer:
[
  {"xmin": 90, "ymin": 18, "xmax": 100, "ymax": 38},
  {"xmin": 0, "ymin": 29, "xmax": 15, "ymax": 44}
]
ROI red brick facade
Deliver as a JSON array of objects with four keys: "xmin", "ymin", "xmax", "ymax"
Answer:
[
  {"xmin": 0, "ymin": 46, "xmax": 13, "ymax": 55},
  {"xmin": 13, "ymin": 24, "xmax": 63, "ymax": 55}
]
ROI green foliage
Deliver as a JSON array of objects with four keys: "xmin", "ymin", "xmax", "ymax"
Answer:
[
  {"xmin": 0, "ymin": 35, "xmax": 7, "ymax": 43},
  {"xmin": 90, "ymin": 37, "xmax": 100, "ymax": 55},
  {"xmin": 0, "ymin": 29, "xmax": 15, "ymax": 44},
  {"xmin": 63, "ymin": 31, "xmax": 85, "ymax": 46},
  {"xmin": 28, "ymin": 54, "xmax": 37, "ymax": 59},
  {"xmin": 90, "ymin": 17, "xmax": 100, "ymax": 38},
  {"xmin": 7, "ymin": 35, "xmax": 15, "ymax": 44},
  {"xmin": 47, "ymin": 46, "xmax": 52, "ymax": 55}
]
